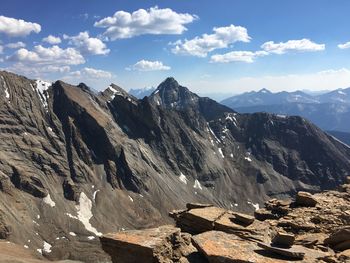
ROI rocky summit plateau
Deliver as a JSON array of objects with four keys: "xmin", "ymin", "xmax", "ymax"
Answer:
[
  {"xmin": 100, "ymin": 179, "xmax": 350, "ymax": 262},
  {"xmin": 0, "ymin": 70, "xmax": 350, "ymax": 262}
]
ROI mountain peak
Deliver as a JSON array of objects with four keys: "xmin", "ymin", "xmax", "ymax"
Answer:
[
  {"xmin": 258, "ymin": 88, "xmax": 271, "ymax": 94},
  {"xmin": 157, "ymin": 77, "xmax": 180, "ymax": 91}
]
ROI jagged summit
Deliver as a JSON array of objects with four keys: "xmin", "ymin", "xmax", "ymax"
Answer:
[{"xmin": 258, "ymin": 88, "xmax": 271, "ymax": 94}]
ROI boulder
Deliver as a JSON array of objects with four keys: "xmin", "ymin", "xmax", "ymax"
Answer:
[
  {"xmin": 295, "ymin": 191, "xmax": 318, "ymax": 207},
  {"xmin": 324, "ymin": 227, "xmax": 350, "ymax": 251},
  {"xmin": 271, "ymin": 232, "xmax": 295, "ymax": 248},
  {"xmin": 232, "ymin": 212, "xmax": 255, "ymax": 225},
  {"xmin": 100, "ymin": 225, "xmax": 198, "ymax": 263}
]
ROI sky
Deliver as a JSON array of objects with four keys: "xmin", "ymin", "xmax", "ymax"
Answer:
[{"xmin": 1, "ymin": 0, "xmax": 350, "ymax": 95}]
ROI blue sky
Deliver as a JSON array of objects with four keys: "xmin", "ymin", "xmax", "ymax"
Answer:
[{"xmin": 1, "ymin": 0, "xmax": 350, "ymax": 94}]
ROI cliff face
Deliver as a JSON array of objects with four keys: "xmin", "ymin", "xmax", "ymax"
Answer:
[{"xmin": 0, "ymin": 71, "xmax": 349, "ymax": 262}]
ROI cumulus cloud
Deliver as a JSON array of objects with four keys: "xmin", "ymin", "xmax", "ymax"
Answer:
[
  {"xmin": 5, "ymin": 41, "xmax": 26, "ymax": 49},
  {"xmin": 261, "ymin": 39, "xmax": 325, "ymax": 54},
  {"xmin": 210, "ymin": 50, "xmax": 268, "ymax": 63},
  {"xmin": 69, "ymin": 67, "xmax": 114, "ymax": 79},
  {"xmin": 63, "ymin": 31, "xmax": 110, "ymax": 55},
  {"xmin": 0, "ymin": 15, "xmax": 41, "ymax": 37},
  {"xmin": 171, "ymin": 25, "xmax": 251, "ymax": 57},
  {"xmin": 338, "ymin": 41, "xmax": 350, "ymax": 49},
  {"xmin": 7, "ymin": 45, "xmax": 85, "ymax": 66},
  {"xmin": 42, "ymin": 35, "xmax": 61, "ymax": 44},
  {"xmin": 127, "ymin": 60, "xmax": 171, "ymax": 71},
  {"xmin": 94, "ymin": 6, "xmax": 197, "ymax": 40}
]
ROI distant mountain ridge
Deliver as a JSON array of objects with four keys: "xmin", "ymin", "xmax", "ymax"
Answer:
[
  {"xmin": 128, "ymin": 86, "xmax": 156, "ymax": 98},
  {"xmin": 221, "ymin": 87, "xmax": 350, "ymax": 133}
]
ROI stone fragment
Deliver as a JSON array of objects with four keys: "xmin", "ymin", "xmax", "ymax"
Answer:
[
  {"xmin": 271, "ymin": 232, "xmax": 295, "ymax": 248},
  {"xmin": 295, "ymin": 191, "xmax": 318, "ymax": 207},
  {"xmin": 100, "ymin": 225, "xmax": 197, "ymax": 263}
]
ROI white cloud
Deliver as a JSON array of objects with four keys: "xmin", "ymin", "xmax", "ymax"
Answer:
[
  {"xmin": 338, "ymin": 41, "xmax": 350, "ymax": 49},
  {"xmin": 127, "ymin": 60, "xmax": 171, "ymax": 71},
  {"xmin": 7, "ymin": 45, "xmax": 85, "ymax": 66},
  {"xmin": 5, "ymin": 41, "xmax": 26, "ymax": 49},
  {"xmin": 261, "ymin": 39, "xmax": 325, "ymax": 54},
  {"xmin": 94, "ymin": 6, "xmax": 197, "ymax": 40},
  {"xmin": 0, "ymin": 15, "xmax": 41, "ymax": 37},
  {"xmin": 69, "ymin": 67, "xmax": 114, "ymax": 79},
  {"xmin": 0, "ymin": 45, "xmax": 3, "ymax": 54},
  {"xmin": 63, "ymin": 31, "xmax": 110, "ymax": 55},
  {"xmin": 42, "ymin": 35, "xmax": 61, "ymax": 44},
  {"xmin": 210, "ymin": 50, "xmax": 268, "ymax": 63},
  {"xmin": 187, "ymin": 68, "xmax": 350, "ymax": 93},
  {"xmin": 171, "ymin": 25, "xmax": 251, "ymax": 57}
]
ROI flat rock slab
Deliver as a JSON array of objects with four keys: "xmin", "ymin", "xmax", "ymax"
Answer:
[
  {"xmin": 177, "ymin": 207, "xmax": 226, "ymax": 234},
  {"xmin": 192, "ymin": 231, "xmax": 289, "ymax": 263},
  {"xmin": 192, "ymin": 231, "xmax": 331, "ymax": 263},
  {"xmin": 100, "ymin": 225, "xmax": 181, "ymax": 263},
  {"xmin": 257, "ymin": 242, "xmax": 304, "ymax": 260},
  {"xmin": 214, "ymin": 212, "xmax": 270, "ymax": 243}
]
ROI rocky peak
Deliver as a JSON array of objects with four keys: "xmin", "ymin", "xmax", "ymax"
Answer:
[
  {"xmin": 100, "ymin": 83, "xmax": 136, "ymax": 102},
  {"xmin": 149, "ymin": 77, "xmax": 199, "ymax": 110},
  {"xmin": 258, "ymin": 88, "xmax": 271, "ymax": 94}
]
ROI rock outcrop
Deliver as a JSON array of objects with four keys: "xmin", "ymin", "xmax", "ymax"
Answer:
[{"xmin": 101, "ymin": 183, "xmax": 350, "ymax": 262}]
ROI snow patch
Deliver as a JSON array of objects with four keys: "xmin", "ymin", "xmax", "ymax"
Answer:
[
  {"xmin": 35, "ymin": 79, "xmax": 51, "ymax": 108},
  {"xmin": 247, "ymin": 201, "xmax": 260, "ymax": 211},
  {"xmin": 37, "ymin": 249, "xmax": 42, "ymax": 254},
  {"xmin": 24, "ymin": 245, "xmax": 29, "ymax": 249},
  {"xmin": 128, "ymin": 195, "xmax": 134, "ymax": 202},
  {"xmin": 69, "ymin": 232, "xmax": 76, "ymax": 236},
  {"xmin": 218, "ymin": 148, "xmax": 225, "ymax": 158},
  {"xmin": 43, "ymin": 241, "xmax": 52, "ymax": 253},
  {"xmin": 93, "ymin": 190, "xmax": 100, "ymax": 201},
  {"xmin": 193, "ymin": 179, "xmax": 202, "ymax": 190},
  {"xmin": 179, "ymin": 173, "xmax": 188, "ymax": 184},
  {"xmin": 43, "ymin": 194, "xmax": 55, "ymax": 207},
  {"xmin": 76, "ymin": 192, "xmax": 102, "ymax": 236},
  {"xmin": 87, "ymin": 236, "xmax": 95, "ymax": 240},
  {"xmin": 230, "ymin": 153, "xmax": 233, "ymax": 158},
  {"xmin": 65, "ymin": 213, "xmax": 78, "ymax": 220},
  {"xmin": 244, "ymin": 156, "xmax": 252, "ymax": 162}
]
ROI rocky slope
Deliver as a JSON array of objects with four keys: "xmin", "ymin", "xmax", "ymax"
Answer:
[
  {"xmin": 0, "ymin": 71, "xmax": 349, "ymax": 262},
  {"xmin": 101, "ymin": 179, "xmax": 350, "ymax": 262}
]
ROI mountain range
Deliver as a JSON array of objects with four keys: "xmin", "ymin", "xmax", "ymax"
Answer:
[
  {"xmin": 221, "ymin": 88, "xmax": 350, "ymax": 134},
  {"xmin": 0, "ymin": 71, "xmax": 350, "ymax": 262}
]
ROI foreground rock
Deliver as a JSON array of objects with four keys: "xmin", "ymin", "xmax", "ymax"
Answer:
[
  {"xmin": 100, "ymin": 225, "xmax": 204, "ymax": 263},
  {"xmin": 101, "ymin": 185, "xmax": 350, "ymax": 262}
]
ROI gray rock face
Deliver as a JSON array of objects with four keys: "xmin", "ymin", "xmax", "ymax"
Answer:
[{"xmin": 0, "ymin": 71, "xmax": 350, "ymax": 262}]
